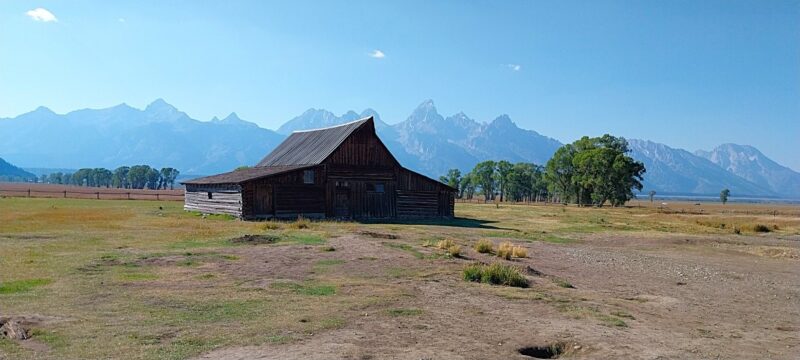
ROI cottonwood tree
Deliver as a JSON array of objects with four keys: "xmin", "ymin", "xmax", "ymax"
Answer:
[
  {"xmin": 720, "ymin": 188, "xmax": 730, "ymax": 205},
  {"xmin": 439, "ymin": 169, "xmax": 462, "ymax": 195},
  {"xmin": 471, "ymin": 160, "xmax": 497, "ymax": 201},
  {"xmin": 159, "ymin": 168, "xmax": 180, "ymax": 190},
  {"xmin": 545, "ymin": 135, "xmax": 645, "ymax": 207}
]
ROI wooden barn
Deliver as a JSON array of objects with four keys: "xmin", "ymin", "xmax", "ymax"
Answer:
[{"xmin": 182, "ymin": 117, "xmax": 456, "ymax": 220}]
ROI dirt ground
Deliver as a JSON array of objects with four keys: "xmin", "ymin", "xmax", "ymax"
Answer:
[
  {"xmin": 1, "ymin": 199, "xmax": 798, "ymax": 359},
  {"xmin": 191, "ymin": 232, "xmax": 799, "ymax": 359}
]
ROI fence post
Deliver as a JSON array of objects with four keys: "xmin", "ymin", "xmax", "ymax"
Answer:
[
  {"xmin": 96, "ymin": 192, "xmax": 99, "ymax": 199},
  {"xmin": 64, "ymin": 190, "xmax": 67, "ymax": 198},
  {"xmin": 127, "ymin": 192, "xmax": 130, "ymax": 200},
  {"xmin": 156, "ymin": 194, "xmax": 160, "ymax": 201},
  {"xmin": 27, "ymin": 189, "xmax": 31, "ymax": 198}
]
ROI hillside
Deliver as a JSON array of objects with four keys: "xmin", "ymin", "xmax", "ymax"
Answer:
[
  {"xmin": 696, "ymin": 144, "xmax": 800, "ymax": 197},
  {"xmin": 628, "ymin": 140, "xmax": 774, "ymax": 197},
  {"xmin": 0, "ymin": 157, "xmax": 35, "ymax": 181}
]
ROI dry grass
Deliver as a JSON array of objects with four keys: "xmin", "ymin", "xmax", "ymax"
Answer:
[
  {"xmin": 496, "ymin": 241, "xmax": 514, "ymax": 260},
  {"xmin": 447, "ymin": 245, "xmax": 462, "ymax": 257},
  {"xmin": 474, "ymin": 239, "xmax": 494, "ymax": 254},
  {"xmin": 512, "ymin": 246, "xmax": 528, "ymax": 258},
  {"xmin": 436, "ymin": 238, "xmax": 456, "ymax": 250},
  {"xmin": 463, "ymin": 262, "xmax": 528, "ymax": 288},
  {"xmin": 288, "ymin": 216, "xmax": 312, "ymax": 229}
]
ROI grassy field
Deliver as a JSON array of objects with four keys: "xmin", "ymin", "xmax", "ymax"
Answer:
[{"xmin": 1, "ymin": 198, "xmax": 798, "ymax": 359}]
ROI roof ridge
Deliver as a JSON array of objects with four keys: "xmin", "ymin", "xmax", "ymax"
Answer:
[{"xmin": 291, "ymin": 116, "xmax": 372, "ymax": 133}]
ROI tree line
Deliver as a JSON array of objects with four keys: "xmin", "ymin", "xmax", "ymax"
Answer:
[
  {"xmin": 440, "ymin": 135, "xmax": 646, "ymax": 207},
  {"xmin": 38, "ymin": 166, "xmax": 180, "ymax": 190}
]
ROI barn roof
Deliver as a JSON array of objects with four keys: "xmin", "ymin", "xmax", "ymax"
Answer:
[
  {"xmin": 256, "ymin": 117, "xmax": 372, "ymax": 167},
  {"xmin": 181, "ymin": 164, "xmax": 313, "ymax": 185}
]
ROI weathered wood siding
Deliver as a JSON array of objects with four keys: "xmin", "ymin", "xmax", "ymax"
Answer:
[
  {"xmin": 240, "ymin": 166, "xmax": 326, "ymax": 219},
  {"xmin": 184, "ymin": 184, "xmax": 243, "ymax": 218},
  {"xmin": 395, "ymin": 168, "xmax": 455, "ymax": 218}
]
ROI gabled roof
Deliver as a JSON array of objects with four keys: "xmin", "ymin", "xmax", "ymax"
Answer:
[
  {"xmin": 257, "ymin": 117, "xmax": 373, "ymax": 167},
  {"xmin": 182, "ymin": 165, "xmax": 313, "ymax": 185}
]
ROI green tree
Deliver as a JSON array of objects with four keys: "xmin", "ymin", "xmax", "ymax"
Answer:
[
  {"xmin": 112, "ymin": 167, "xmax": 130, "ymax": 188},
  {"xmin": 460, "ymin": 172, "xmax": 476, "ymax": 200},
  {"xmin": 495, "ymin": 160, "xmax": 513, "ymax": 202},
  {"xmin": 648, "ymin": 190, "xmax": 656, "ymax": 204},
  {"xmin": 720, "ymin": 188, "xmax": 730, "ymax": 205},
  {"xmin": 439, "ymin": 168, "xmax": 462, "ymax": 196},
  {"xmin": 545, "ymin": 144, "xmax": 577, "ymax": 204},
  {"xmin": 471, "ymin": 161, "xmax": 497, "ymax": 202},
  {"xmin": 159, "ymin": 167, "xmax": 180, "ymax": 190},
  {"xmin": 127, "ymin": 165, "xmax": 152, "ymax": 189},
  {"xmin": 545, "ymin": 135, "xmax": 645, "ymax": 207}
]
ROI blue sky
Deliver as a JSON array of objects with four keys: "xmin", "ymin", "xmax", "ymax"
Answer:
[{"xmin": 1, "ymin": 0, "xmax": 798, "ymax": 170}]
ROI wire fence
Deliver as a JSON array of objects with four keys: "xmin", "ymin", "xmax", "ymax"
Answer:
[{"xmin": 0, "ymin": 185, "xmax": 184, "ymax": 201}]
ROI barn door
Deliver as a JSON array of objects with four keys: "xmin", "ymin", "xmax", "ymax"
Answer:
[
  {"xmin": 254, "ymin": 184, "xmax": 272, "ymax": 217},
  {"xmin": 334, "ymin": 190, "xmax": 351, "ymax": 219}
]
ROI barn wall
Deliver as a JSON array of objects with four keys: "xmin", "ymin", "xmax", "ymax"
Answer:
[
  {"xmin": 184, "ymin": 184, "xmax": 243, "ymax": 218},
  {"xmin": 396, "ymin": 168, "xmax": 455, "ymax": 218},
  {"xmin": 242, "ymin": 166, "xmax": 326, "ymax": 219},
  {"xmin": 326, "ymin": 122, "xmax": 397, "ymax": 167}
]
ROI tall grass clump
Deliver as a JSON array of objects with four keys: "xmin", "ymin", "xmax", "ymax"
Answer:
[
  {"xmin": 512, "ymin": 246, "xmax": 528, "ymax": 258},
  {"xmin": 447, "ymin": 245, "xmax": 462, "ymax": 258},
  {"xmin": 474, "ymin": 239, "xmax": 494, "ymax": 254},
  {"xmin": 288, "ymin": 216, "xmax": 311, "ymax": 229},
  {"xmin": 436, "ymin": 239, "xmax": 456, "ymax": 250},
  {"xmin": 462, "ymin": 263, "xmax": 527, "ymax": 288},
  {"xmin": 496, "ymin": 241, "xmax": 514, "ymax": 260}
]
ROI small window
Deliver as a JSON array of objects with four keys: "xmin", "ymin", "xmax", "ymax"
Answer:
[
  {"xmin": 303, "ymin": 170, "xmax": 315, "ymax": 184},
  {"xmin": 367, "ymin": 183, "xmax": 385, "ymax": 193},
  {"xmin": 207, "ymin": 192, "xmax": 213, "ymax": 199}
]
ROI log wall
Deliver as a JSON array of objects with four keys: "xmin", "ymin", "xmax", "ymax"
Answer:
[{"xmin": 184, "ymin": 184, "xmax": 243, "ymax": 218}]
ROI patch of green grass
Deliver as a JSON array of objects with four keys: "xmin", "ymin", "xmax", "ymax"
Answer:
[
  {"xmin": 383, "ymin": 242, "xmax": 425, "ymax": 259},
  {"xmin": 387, "ymin": 308, "xmax": 423, "ymax": 316},
  {"xmin": 197, "ymin": 273, "xmax": 215, "ymax": 280},
  {"xmin": 118, "ymin": 272, "xmax": 159, "ymax": 281},
  {"xmin": 320, "ymin": 246, "xmax": 336, "ymax": 252},
  {"xmin": 0, "ymin": 278, "xmax": 52, "ymax": 294},
  {"xmin": 281, "ymin": 232, "xmax": 325, "ymax": 245},
  {"xmin": 186, "ymin": 211, "xmax": 237, "ymax": 221},
  {"xmin": 167, "ymin": 238, "xmax": 229, "ymax": 249},
  {"xmin": 484, "ymin": 230, "xmax": 575, "ymax": 244},
  {"xmin": 463, "ymin": 263, "xmax": 528, "ymax": 288},
  {"xmin": 552, "ymin": 278, "xmax": 574, "ymax": 288},
  {"xmin": 271, "ymin": 281, "xmax": 336, "ymax": 296},
  {"xmin": 611, "ymin": 310, "xmax": 635, "ymax": 319},
  {"xmin": 28, "ymin": 329, "xmax": 68, "ymax": 349},
  {"xmin": 315, "ymin": 259, "xmax": 345, "ymax": 266}
]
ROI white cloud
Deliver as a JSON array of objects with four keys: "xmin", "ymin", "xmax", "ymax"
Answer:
[
  {"xmin": 507, "ymin": 64, "xmax": 521, "ymax": 71},
  {"xmin": 26, "ymin": 8, "xmax": 58, "ymax": 22},
  {"xmin": 369, "ymin": 49, "xmax": 385, "ymax": 59},
  {"xmin": 118, "ymin": 18, "xmax": 126, "ymax": 23}
]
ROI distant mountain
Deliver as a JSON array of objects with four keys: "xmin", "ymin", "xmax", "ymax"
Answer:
[
  {"xmin": 696, "ymin": 144, "xmax": 800, "ymax": 197},
  {"xmin": 0, "ymin": 99, "xmax": 284, "ymax": 174},
  {"xmin": 0, "ymin": 157, "xmax": 35, "ymax": 181},
  {"xmin": 277, "ymin": 100, "xmax": 562, "ymax": 176},
  {"xmin": 2, "ymin": 99, "xmax": 797, "ymax": 198},
  {"xmin": 628, "ymin": 139, "xmax": 775, "ymax": 197}
]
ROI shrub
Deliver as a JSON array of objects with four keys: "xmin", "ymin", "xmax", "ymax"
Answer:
[
  {"xmin": 462, "ymin": 263, "xmax": 528, "ymax": 288},
  {"xmin": 463, "ymin": 263, "xmax": 483, "ymax": 282},
  {"xmin": 447, "ymin": 245, "xmax": 462, "ymax": 258},
  {"xmin": 436, "ymin": 239, "xmax": 456, "ymax": 250},
  {"xmin": 474, "ymin": 239, "xmax": 494, "ymax": 254},
  {"xmin": 512, "ymin": 246, "xmax": 528, "ymax": 258},
  {"xmin": 496, "ymin": 241, "xmax": 514, "ymax": 260}
]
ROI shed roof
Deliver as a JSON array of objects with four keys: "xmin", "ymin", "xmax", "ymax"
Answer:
[
  {"xmin": 256, "ymin": 117, "xmax": 372, "ymax": 167},
  {"xmin": 182, "ymin": 164, "xmax": 313, "ymax": 185}
]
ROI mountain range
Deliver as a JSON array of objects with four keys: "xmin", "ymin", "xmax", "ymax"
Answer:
[{"xmin": 1, "ymin": 99, "xmax": 798, "ymax": 198}]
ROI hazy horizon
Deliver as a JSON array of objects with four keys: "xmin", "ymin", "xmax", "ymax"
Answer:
[{"xmin": 1, "ymin": 1, "xmax": 798, "ymax": 170}]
